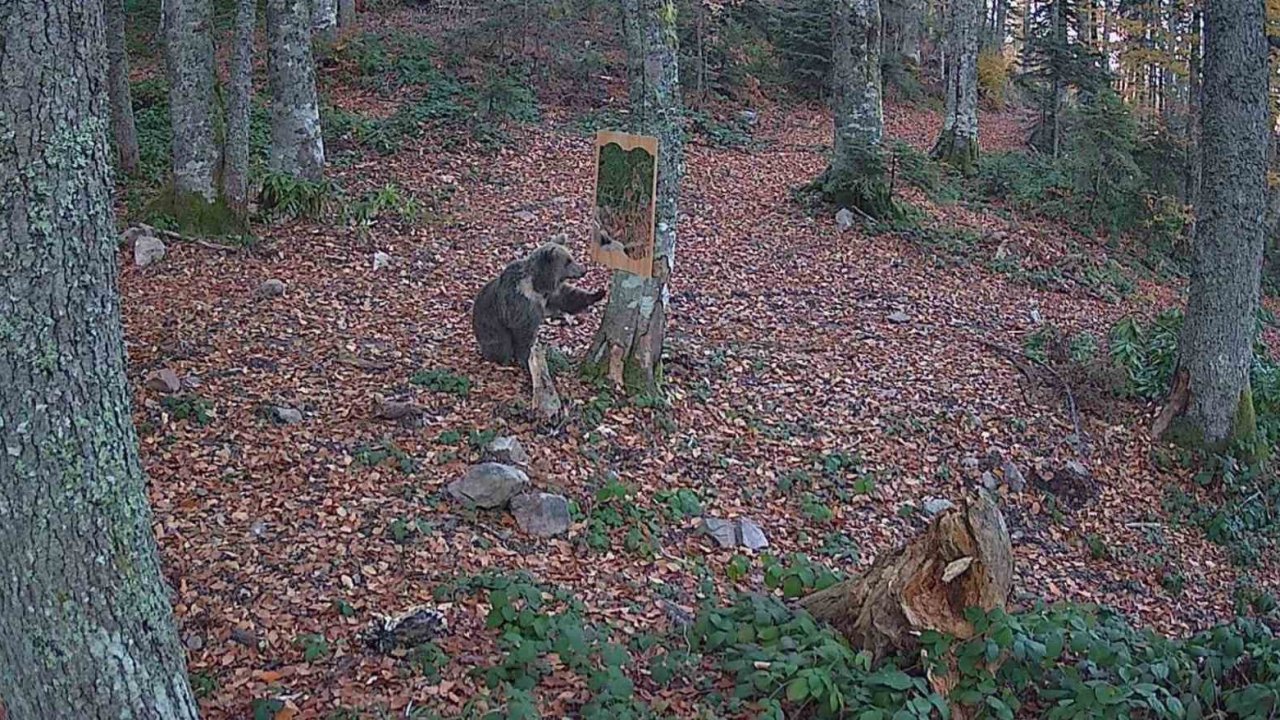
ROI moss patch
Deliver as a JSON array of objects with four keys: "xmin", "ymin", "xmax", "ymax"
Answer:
[{"xmin": 144, "ymin": 185, "xmax": 246, "ymax": 237}]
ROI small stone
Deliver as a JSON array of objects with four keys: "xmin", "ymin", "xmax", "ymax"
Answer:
[
  {"xmin": 513, "ymin": 210, "xmax": 536, "ymax": 222},
  {"xmin": 439, "ymin": 174, "xmax": 457, "ymax": 184},
  {"xmin": 133, "ymin": 235, "xmax": 167, "ymax": 267},
  {"xmin": 1065, "ymin": 460, "xmax": 1090, "ymax": 478},
  {"xmin": 447, "ymin": 463, "xmax": 530, "ymax": 510},
  {"xmin": 249, "ymin": 519, "xmax": 268, "ymax": 538},
  {"xmin": 980, "ymin": 471, "xmax": 999, "ymax": 491},
  {"xmin": 509, "ymin": 492, "xmax": 571, "ymax": 537},
  {"xmin": 922, "ymin": 497, "xmax": 955, "ymax": 516},
  {"xmin": 373, "ymin": 251, "xmax": 392, "ymax": 271},
  {"xmin": 1029, "ymin": 308, "xmax": 1044, "ymax": 325},
  {"xmin": 184, "ymin": 633, "xmax": 204, "ymax": 651},
  {"xmin": 257, "ymin": 278, "xmax": 286, "ymax": 298},
  {"xmin": 1003, "ymin": 461, "xmax": 1027, "ymax": 492},
  {"xmin": 835, "ymin": 207, "xmax": 855, "ymax": 231},
  {"xmin": 887, "ymin": 311, "xmax": 911, "ymax": 324},
  {"xmin": 485, "ymin": 436, "xmax": 530, "ymax": 466},
  {"xmin": 229, "ymin": 627, "xmax": 258, "ymax": 647},
  {"xmin": 960, "ymin": 456, "xmax": 980, "ymax": 471},
  {"xmin": 272, "ymin": 406, "xmax": 303, "ymax": 425},
  {"xmin": 701, "ymin": 518, "xmax": 737, "ymax": 549},
  {"xmin": 737, "ymin": 109, "xmax": 759, "ymax": 126},
  {"xmin": 738, "ymin": 518, "xmax": 769, "ymax": 550},
  {"xmin": 144, "ymin": 368, "xmax": 182, "ymax": 394}
]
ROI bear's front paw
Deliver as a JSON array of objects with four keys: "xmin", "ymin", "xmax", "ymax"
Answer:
[{"xmin": 589, "ymin": 289, "xmax": 606, "ymax": 304}]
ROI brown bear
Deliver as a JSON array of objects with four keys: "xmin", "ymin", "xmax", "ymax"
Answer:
[{"xmin": 471, "ymin": 242, "xmax": 605, "ymax": 368}]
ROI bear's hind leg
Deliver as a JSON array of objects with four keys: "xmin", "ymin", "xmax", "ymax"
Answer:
[{"xmin": 479, "ymin": 328, "xmax": 515, "ymax": 365}]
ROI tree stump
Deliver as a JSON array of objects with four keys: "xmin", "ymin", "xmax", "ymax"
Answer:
[
  {"xmin": 528, "ymin": 341, "xmax": 562, "ymax": 419},
  {"xmin": 800, "ymin": 488, "xmax": 1013, "ymax": 662}
]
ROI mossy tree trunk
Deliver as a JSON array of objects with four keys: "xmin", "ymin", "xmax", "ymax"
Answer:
[
  {"xmin": 584, "ymin": 0, "xmax": 683, "ymax": 395},
  {"xmin": 223, "ymin": 0, "xmax": 256, "ymax": 220},
  {"xmin": 800, "ymin": 490, "xmax": 1013, "ymax": 665},
  {"xmin": 160, "ymin": 0, "xmax": 242, "ymax": 234},
  {"xmin": 815, "ymin": 0, "xmax": 892, "ymax": 217},
  {"xmin": 933, "ymin": 0, "xmax": 980, "ymax": 173},
  {"xmin": 106, "ymin": 0, "xmax": 140, "ymax": 175},
  {"xmin": 1165, "ymin": 0, "xmax": 1267, "ymax": 454},
  {"xmin": 0, "ymin": 2, "xmax": 200, "ymax": 717},
  {"xmin": 268, "ymin": 0, "xmax": 326, "ymax": 182}
]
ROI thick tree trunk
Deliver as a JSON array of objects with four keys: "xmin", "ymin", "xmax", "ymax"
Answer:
[
  {"xmin": 268, "ymin": 0, "xmax": 326, "ymax": 181},
  {"xmin": 224, "ymin": 0, "xmax": 256, "ymax": 219},
  {"xmin": 933, "ymin": 0, "xmax": 981, "ymax": 173},
  {"xmin": 338, "ymin": 0, "xmax": 356, "ymax": 32},
  {"xmin": 313, "ymin": 0, "xmax": 338, "ymax": 44},
  {"xmin": 106, "ymin": 0, "xmax": 140, "ymax": 175},
  {"xmin": 1171, "ymin": 0, "xmax": 1268, "ymax": 452},
  {"xmin": 885, "ymin": 0, "xmax": 925, "ymax": 65},
  {"xmin": 989, "ymin": 0, "xmax": 1008, "ymax": 48},
  {"xmin": 584, "ymin": 0, "xmax": 683, "ymax": 394},
  {"xmin": 816, "ymin": 0, "xmax": 892, "ymax": 216},
  {"xmin": 0, "ymin": 2, "xmax": 200, "ymax": 718},
  {"xmin": 800, "ymin": 490, "xmax": 1013, "ymax": 662}
]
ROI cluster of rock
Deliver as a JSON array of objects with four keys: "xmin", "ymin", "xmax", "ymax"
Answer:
[{"xmin": 446, "ymin": 437, "xmax": 571, "ymax": 538}]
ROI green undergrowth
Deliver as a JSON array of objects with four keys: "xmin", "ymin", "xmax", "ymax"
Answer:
[{"xmin": 422, "ymin": 569, "xmax": 1280, "ymax": 720}]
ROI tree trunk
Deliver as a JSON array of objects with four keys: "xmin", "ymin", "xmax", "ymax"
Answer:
[
  {"xmin": 338, "ymin": 0, "xmax": 356, "ymax": 32},
  {"xmin": 313, "ymin": 0, "xmax": 338, "ymax": 44},
  {"xmin": 816, "ymin": 0, "xmax": 892, "ymax": 216},
  {"xmin": 268, "ymin": 0, "xmax": 326, "ymax": 181},
  {"xmin": 0, "ymin": 2, "xmax": 200, "ymax": 718},
  {"xmin": 933, "ymin": 0, "xmax": 980, "ymax": 173},
  {"xmin": 885, "ymin": 0, "xmax": 925, "ymax": 65},
  {"xmin": 1170, "ymin": 0, "xmax": 1268, "ymax": 453},
  {"xmin": 989, "ymin": 0, "xmax": 1008, "ymax": 48},
  {"xmin": 223, "ymin": 0, "xmax": 256, "ymax": 220},
  {"xmin": 801, "ymin": 490, "xmax": 1013, "ymax": 663},
  {"xmin": 106, "ymin": 0, "xmax": 140, "ymax": 175},
  {"xmin": 159, "ymin": 0, "xmax": 240, "ymax": 235},
  {"xmin": 584, "ymin": 0, "xmax": 683, "ymax": 394}
]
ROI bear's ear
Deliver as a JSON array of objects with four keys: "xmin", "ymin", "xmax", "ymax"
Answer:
[{"xmin": 548, "ymin": 233, "xmax": 569, "ymax": 247}]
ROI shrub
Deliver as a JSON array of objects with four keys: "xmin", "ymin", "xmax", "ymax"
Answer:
[
  {"xmin": 258, "ymin": 172, "xmax": 338, "ymax": 221},
  {"xmin": 977, "ymin": 47, "xmax": 1011, "ymax": 109}
]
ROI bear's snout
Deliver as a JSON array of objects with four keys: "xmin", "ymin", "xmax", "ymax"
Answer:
[{"xmin": 564, "ymin": 261, "xmax": 587, "ymax": 280}]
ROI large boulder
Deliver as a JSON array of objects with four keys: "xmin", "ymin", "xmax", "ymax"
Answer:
[
  {"xmin": 133, "ymin": 233, "xmax": 167, "ymax": 267},
  {"xmin": 447, "ymin": 463, "xmax": 530, "ymax": 509},
  {"xmin": 509, "ymin": 492, "xmax": 571, "ymax": 537}
]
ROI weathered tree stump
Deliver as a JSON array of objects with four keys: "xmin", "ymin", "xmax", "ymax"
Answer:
[
  {"xmin": 800, "ymin": 488, "xmax": 1013, "ymax": 662},
  {"xmin": 528, "ymin": 341, "xmax": 562, "ymax": 419}
]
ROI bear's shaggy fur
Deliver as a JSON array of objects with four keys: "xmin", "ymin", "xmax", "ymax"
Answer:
[{"xmin": 471, "ymin": 243, "xmax": 605, "ymax": 367}]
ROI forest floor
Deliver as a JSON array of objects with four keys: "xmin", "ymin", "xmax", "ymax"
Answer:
[{"xmin": 117, "ymin": 22, "xmax": 1278, "ymax": 720}]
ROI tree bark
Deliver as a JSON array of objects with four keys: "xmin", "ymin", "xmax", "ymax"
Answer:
[
  {"xmin": 584, "ymin": 0, "xmax": 683, "ymax": 394},
  {"xmin": 814, "ymin": 0, "xmax": 892, "ymax": 216},
  {"xmin": 268, "ymin": 0, "xmax": 326, "ymax": 181},
  {"xmin": 800, "ymin": 490, "xmax": 1013, "ymax": 662},
  {"xmin": 885, "ymin": 0, "xmax": 925, "ymax": 66},
  {"xmin": 106, "ymin": 0, "xmax": 140, "ymax": 175},
  {"xmin": 0, "ymin": 2, "xmax": 200, "ymax": 717},
  {"xmin": 1171, "ymin": 0, "xmax": 1268, "ymax": 452},
  {"xmin": 338, "ymin": 0, "xmax": 356, "ymax": 33},
  {"xmin": 224, "ymin": 0, "xmax": 256, "ymax": 219},
  {"xmin": 933, "ymin": 0, "xmax": 981, "ymax": 172},
  {"xmin": 313, "ymin": 0, "xmax": 338, "ymax": 44},
  {"xmin": 162, "ymin": 0, "xmax": 219, "ymax": 201}
]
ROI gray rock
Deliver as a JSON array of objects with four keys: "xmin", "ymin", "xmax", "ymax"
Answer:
[
  {"xmin": 981, "ymin": 471, "xmax": 999, "ymax": 491},
  {"xmin": 922, "ymin": 497, "xmax": 955, "ymax": 516},
  {"xmin": 257, "ymin": 278, "xmax": 286, "ymax": 298},
  {"xmin": 133, "ymin": 235, "xmax": 167, "ymax": 267},
  {"xmin": 960, "ymin": 455, "xmax": 980, "ymax": 471},
  {"xmin": 1065, "ymin": 460, "xmax": 1090, "ymax": 478},
  {"xmin": 1003, "ymin": 461, "xmax": 1027, "ymax": 492},
  {"xmin": 447, "ymin": 463, "xmax": 530, "ymax": 509},
  {"xmin": 1029, "ymin": 308, "xmax": 1044, "ymax": 325},
  {"xmin": 272, "ymin": 406, "xmax": 303, "ymax": 425},
  {"xmin": 738, "ymin": 518, "xmax": 769, "ymax": 550},
  {"xmin": 513, "ymin": 210, "xmax": 536, "ymax": 222},
  {"xmin": 144, "ymin": 368, "xmax": 182, "ymax": 394},
  {"xmin": 887, "ymin": 311, "xmax": 911, "ymax": 324},
  {"xmin": 509, "ymin": 492, "xmax": 571, "ymax": 537},
  {"xmin": 701, "ymin": 518, "xmax": 737, "ymax": 549},
  {"xmin": 485, "ymin": 436, "xmax": 530, "ymax": 466},
  {"xmin": 737, "ymin": 109, "xmax": 759, "ymax": 126},
  {"xmin": 373, "ymin": 251, "xmax": 392, "ymax": 271},
  {"xmin": 835, "ymin": 207, "xmax": 856, "ymax": 231}
]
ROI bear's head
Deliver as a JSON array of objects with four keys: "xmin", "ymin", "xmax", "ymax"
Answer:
[{"xmin": 529, "ymin": 242, "xmax": 587, "ymax": 296}]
